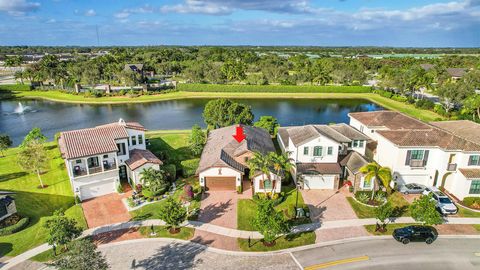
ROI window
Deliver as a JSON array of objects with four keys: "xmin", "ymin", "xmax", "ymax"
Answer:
[
  {"xmin": 103, "ymin": 154, "xmax": 108, "ymax": 158},
  {"xmin": 468, "ymin": 155, "xmax": 480, "ymax": 166},
  {"xmin": 131, "ymin": 136, "xmax": 137, "ymax": 146},
  {"xmin": 263, "ymin": 180, "xmax": 272, "ymax": 189},
  {"xmin": 363, "ymin": 177, "xmax": 372, "ymax": 188},
  {"xmin": 359, "ymin": 140, "xmax": 364, "ymax": 147},
  {"xmin": 371, "ymin": 130, "xmax": 375, "ymax": 133},
  {"xmin": 411, "ymin": 150, "xmax": 424, "ymax": 160},
  {"xmin": 87, "ymin": 156, "xmax": 99, "ymax": 168},
  {"xmin": 347, "ymin": 142, "xmax": 352, "ymax": 148},
  {"xmin": 117, "ymin": 143, "xmax": 126, "ymax": 156},
  {"xmin": 470, "ymin": 180, "xmax": 480, "ymax": 194},
  {"xmin": 327, "ymin": 147, "xmax": 333, "ymax": 155},
  {"xmin": 303, "ymin": 147, "xmax": 309, "ymax": 155},
  {"xmin": 313, "ymin": 146, "xmax": 323, "ymax": 157},
  {"xmin": 138, "ymin": 134, "xmax": 143, "ymax": 144},
  {"xmin": 75, "ymin": 159, "xmax": 82, "ymax": 164}
]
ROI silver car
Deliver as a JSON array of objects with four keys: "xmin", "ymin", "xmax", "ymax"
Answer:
[{"xmin": 398, "ymin": 183, "xmax": 426, "ymax": 195}]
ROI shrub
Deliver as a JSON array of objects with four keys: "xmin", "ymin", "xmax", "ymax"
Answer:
[
  {"xmin": 0, "ymin": 217, "xmax": 30, "ymax": 236},
  {"xmin": 374, "ymin": 193, "xmax": 386, "ymax": 203},
  {"xmin": 236, "ymin": 185, "xmax": 243, "ymax": 194},
  {"xmin": 163, "ymin": 164, "xmax": 177, "ymax": 182},
  {"xmin": 178, "ymin": 84, "xmax": 372, "ymax": 93},
  {"xmin": 391, "ymin": 95, "xmax": 408, "ymax": 102},
  {"xmin": 415, "ymin": 99, "xmax": 434, "ymax": 110},
  {"xmin": 126, "ymin": 198, "xmax": 135, "ymax": 208},
  {"xmin": 116, "ymin": 183, "xmax": 124, "ymax": 194},
  {"xmin": 74, "ymin": 195, "xmax": 82, "ymax": 204},
  {"xmin": 463, "ymin": 197, "xmax": 480, "ymax": 208},
  {"xmin": 182, "ymin": 184, "xmax": 194, "ymax": 202},
  {"xmin": 181, "ymin": 158, "xmax": 199, "ymax": 177},
  {"xmin": 357, "ymin": 193, "xmax": 369, "ymax": 203}
]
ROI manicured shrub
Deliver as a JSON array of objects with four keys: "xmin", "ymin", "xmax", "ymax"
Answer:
[
  {"xmin": 163, "ymin": 164, "xmax": 177, "ymax": 182},
  {"xmin": 463, "ymin": 197, "xmax": 480, "ymax": 208},
  {"xmin": 236, "ymin": 185, "xmax": 243, "ymax": 194},
  {"xmin": 182, "ymin": 184, "xmax": 194, "ymax": 201},
  {"xmin": 181, "ymin": 158, "xmax": 199, "ymax": 177},
  {"xmin": 0, "ymin": 217, "xmax": 30, "ymax": 236},
  {"xmin": 357, "ymin": 193, "xmax": 369, "ymax": 203},
  {"xmin": 415, "ymin": 99, "xmax": 434, "ymax": 110},
  {"xmin": 178, "ymin": 84, "xmax": 372, "ymax": 93}
]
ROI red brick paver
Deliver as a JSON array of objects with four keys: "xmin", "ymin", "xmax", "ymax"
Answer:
[
  {"xmin": 82, "ymin": 192, "xmax": 132, "ymax": 228},
  {"xmin": 198, "ymin": 189, "xmax": 252, "ymax": 229},
  {"xmin": 191, "ymin": 230, "xmax": 240, "ymax": 251},
  {"xmin": 93, "ymin": 228, "xmax": 142, "ymax": 246},
  {"xmin": 301, "ymin": 189, "xmax": 358, "ymax": 222}
]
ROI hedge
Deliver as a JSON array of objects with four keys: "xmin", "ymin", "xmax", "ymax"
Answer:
[
  {"xmin": 163, "ymin": 164, "xmax": 177, "ymax": 182},
  {"xmin": 0, "ymin": 84, "xmax": 31, "ymax": 92},
  {"xmin": 181, "ymin": 158, "xmax": 200, "ymax": 177},
  {"xmin": 177, "ymin": 84, "xmax": 372, "ymax": 93},
  {"xmin": 0, "ymin": 217, "xmax": 30, "ymax": 236},
  {"xmin": 463, "ymin": 197, "xmax": 480, "ymax": 208}
]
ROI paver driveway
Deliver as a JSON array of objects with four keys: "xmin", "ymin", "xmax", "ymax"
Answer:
[
  {"xmin": 82, "ymin": 192, "xmax": 131, "ymax": 228},
  {"xmin": 198, "ymin": 188, "xmax": 251, "ymax": 229},
  {"xmin": 301, "ymin": 189, "xmax": 357, "ymax": 222}
]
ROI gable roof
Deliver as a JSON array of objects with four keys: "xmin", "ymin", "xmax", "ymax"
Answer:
[
  {"xmin": 459, "ymin": 168, "xmax": 480, "ymax": 179},
  {"xmin": 430, "ymin": 120, "xmax": 480, "ymax": 146},
  {"xmin": 59, "ymin": 119, "xmax": 145, "ymax": 159},
  {"xmin": 125, "ymin": 149, "xmax": 162, "ymax": 171},
  {"xmin": 297, "ymin": 163, "xmax": 342, "ymax": 175},
  {"xmin": 340, "ymin": 151, "xmax": 369, "ymax": 174},
  {"xmin": 197, "ymin": 125, "xmax": 275, "ymax": 174},
  {"xmin": 277, "ymin": 124, "xmax": 368, "ymax": 148},
  {"xmin": 447, "ymin": 68, "xmax": 467, "ymax": 78}
]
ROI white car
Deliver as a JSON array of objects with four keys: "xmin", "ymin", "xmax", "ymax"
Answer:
[{"xmin": 423, "ymin": 187, "xmax": 458, "ymax": 215}]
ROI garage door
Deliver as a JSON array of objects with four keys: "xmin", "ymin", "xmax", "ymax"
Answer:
[
  {"xmin": 303, "ymin": 175, "xmax": 335, "ymax": 190},
  {"xmin": 205, "ymin": 177, "xmax": 236, "ymax": 191},
  {"xmin": 80, "ymin": 180, "xmax": 116, "ymax": 200}
]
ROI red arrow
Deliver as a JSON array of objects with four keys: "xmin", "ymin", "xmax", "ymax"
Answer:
[{"xmin": 233, "ymin": 126, "xmax": 246, "ymax": 143}]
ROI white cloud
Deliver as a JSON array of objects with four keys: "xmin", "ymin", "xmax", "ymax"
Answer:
[
  {"xmin": 161, "ymin": 0, "xmax": 231, "ymax": 15},
  {"xmin": 0, "ymin": 0, "xmax": 40, "ymax": 16},
  {"xmin": 114, "ymin": 5, "xmax": 154, "ymax": 19},
  {"xmin": 84, "ymin": 9, "xmax": 96, "ymax": 17}
]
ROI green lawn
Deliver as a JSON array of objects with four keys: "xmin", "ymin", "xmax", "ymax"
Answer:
[
  {"xmin": 138, "ymin": 226, "xmax": 195, "ymax": 240},
  {"xmin": 1, "ymin": 84, "xmax": 444, "ymax": 122},
  {"xmin": 456, "ymin": 206, "xmax": 480, "ymax": 218},
  {"xmin": 364, "ymin": 223, "xmax": 416, "ymax": 236},
  {"xmin": 347, "ymin": 192, "xmax": 410, "ymax": 219},
  {"xmin": 474, "ymin": 224, "xmax": 480, "ymax": 232},
  {"xmin": 0, "ymin": 143, "xmax": 86, "ymax": 257},
  {"xmin": 237, "ymin": 186, "xmax": 310, "ymax": 231},
  {"xmin": 237, "ymin": 231, "xmax": 315, "ymax": 252}
]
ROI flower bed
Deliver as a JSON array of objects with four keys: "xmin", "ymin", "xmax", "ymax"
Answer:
[
  {"xmin": 353, "ymin": 191, "xmax": 387, "ymax": 207},
  {"xmin": 0, "ymin": 215, "xmax": 30, "ymax": 236}
]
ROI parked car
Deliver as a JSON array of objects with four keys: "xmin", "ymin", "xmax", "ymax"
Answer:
[
  {"xmin": 423, "ymin": 187, "xmax": 458, "ymax": 215},
  {"xmin": 393, "ymin": 225, "xmax": 438, "ymax": 244},
  {"xmin": 398, "ymin": 183, "xmax": 426, "ymax": 194}
]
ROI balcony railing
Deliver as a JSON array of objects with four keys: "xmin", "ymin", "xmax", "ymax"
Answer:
[
  {"xmin": 88, "ymin": 166, "xmax": 102, "ymax": 174},
  {"xmin": 409, "ymin": 159, "xmax": 425, "ymax": 168},
  {"xmin": 103, "ymin": 161, "xmax": 117, "ymax": 172},
  {"xmin": 73, "ymin": 168, "xmax": 87, "ymax": 177},
  {"xmin": 447, "ymin": 163, "xmax": 457, "ymax": 171}
]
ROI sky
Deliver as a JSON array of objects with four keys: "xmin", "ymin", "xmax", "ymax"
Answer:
[{"xmin": 0, "ymin": 0, "xmax": 479, "ymax": 47}]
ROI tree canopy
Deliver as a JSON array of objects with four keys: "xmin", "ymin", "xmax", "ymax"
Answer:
[{"xmin": 203, "ymin": 99, "xmax": 254, "ymax": 129}]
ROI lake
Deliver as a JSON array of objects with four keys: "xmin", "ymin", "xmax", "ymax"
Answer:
[{"xmin": 0, "ymin": 98, "xmax": 383, "ymax": 145}]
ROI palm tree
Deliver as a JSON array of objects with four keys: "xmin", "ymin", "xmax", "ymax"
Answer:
[
  {"xmin": 268, "ymin": 152, "xmax": 294, "ymax": 183},
  {"xmin": 359, "ymin": 162, "xmax": 392, "ymax": 200},
  {"xmin": 247, "ymin": 152, "xmax": 272, "ymax": 193}
]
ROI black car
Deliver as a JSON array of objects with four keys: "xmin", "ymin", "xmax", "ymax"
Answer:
[{"xmin": 393, "ymin": 225, "xmax": 437, "ymax": 244}]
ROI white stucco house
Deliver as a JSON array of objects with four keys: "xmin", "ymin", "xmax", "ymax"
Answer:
[
  {"xmin": 277, "ymin": 123, "xmax": 370, "ymax": 190},
  {"xmin": 58, "ymin": 119, "xmax": 162, "ymax": 200},
  {"xmin": 349, "ymin": 111, "xmax": 480, "ymax": 200},
  {"xmin": 197, "ymin": 125, "xmax": 281, "ymax": 193}
]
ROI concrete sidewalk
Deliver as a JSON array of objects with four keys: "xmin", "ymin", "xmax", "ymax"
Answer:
[{"xmin": 4, "ymin": 216, "xmax": 480, "ymax": 270}]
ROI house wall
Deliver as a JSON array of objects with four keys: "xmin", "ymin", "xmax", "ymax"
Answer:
[
  {"xmin": 126, "ymin": 128, "xmax": 146, "ymax": 151},
  {"xmin": 253, "ymin": 172, "xmax": 282, "ymax": 193},
  {"xmin": 130, "ymin": 163, "xmax": 161, "ymax": 185},
  {"xmin": 198, "ymin": 167, "xmax": 243, "ymax": 188},
  {"xmin": 115, "ymin": 138, "xmax": 130, "ymax": 163},
  {"xmin": 293, "ymin": 135, "xmax": 341, "ymax": 164}
]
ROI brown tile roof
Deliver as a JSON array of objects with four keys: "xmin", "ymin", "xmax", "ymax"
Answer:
[
  {"xmin": 430, "ymin": 120, "xmax": 480, "ymax": 146},
  {"xmin": 125, "ymin": 149, "xmax": 162, "ymax": 171},
  {"xmin": 348, "ymin": 111, "xmax": 430, "ymax": 130},
  {"xmin": 277, "ymin": 124, "xmax": 366, "ymax": 147},
  {"xmin": 340, "ymin": 151, "xmax": 368, "ymax": 174},
  {"xmin": 459, "ymin": 168, "xmax": 480, "ymax": 179},
  {"xmin": 297, "ymin": 163, "xmax": 342, "ymax": 175},
  {"xmin": 59, "ymin": 120, "xmax": 145, "ymax": 159},
  {"xmin": 197, "ymin": 125, "xmax": 276, "ymax": 174},
  {"xmin": 420, "ymin": 64, "xmax": 435, "ymax": 71},
  {"xmin": 447, "ymin": 68, "xmax": 467, "ymax": 78}
]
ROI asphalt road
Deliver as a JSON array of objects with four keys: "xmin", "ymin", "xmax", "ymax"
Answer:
[
  {"xmin": 293, "ymin": 238, "xmax": 480, "ymax": 270},
  {"xmin": 95, "ymin": 238, "xmax": 480, "ymax": 270}
]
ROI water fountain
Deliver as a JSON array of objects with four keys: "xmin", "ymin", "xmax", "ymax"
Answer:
[{"xmin": 13, "ymin": 102, "xmax": 30, "ymax": 114}]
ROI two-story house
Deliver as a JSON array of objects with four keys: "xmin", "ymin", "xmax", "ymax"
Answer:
[
  {"xmin": 349, "ymin": 111, "xmax": 480, "ymax": 200},
  {"xmin": 197, "ymin": 125, "xmax": 281, "ymax": 193},
  {"xmin": 277, "ymin": 123, "xmax": 370, "ymax": 190},
  {"xmin": 58, "ymin": 119, "xmax": 162, "ymax": 200}
]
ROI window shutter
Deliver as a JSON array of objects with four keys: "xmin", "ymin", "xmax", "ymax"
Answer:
[
  {"xmin": 423, "ymin": 150, "xmax": 429, "ymax": 166},
  {"xmin": 259, "ymin": 180, "xmax": 264, "ymax": 189},
  {"xmin": 405, "ymin": 150, "xmax": 412, "ymax": 165}
]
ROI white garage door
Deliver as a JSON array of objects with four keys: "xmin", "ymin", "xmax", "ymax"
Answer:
[
  {"xmin": 303, "ymin": 175, "xmax": 335, "ymax": 190},
  {"xmin": 80, "ymin": 180, "xmax": 116, "ymax": 200}
]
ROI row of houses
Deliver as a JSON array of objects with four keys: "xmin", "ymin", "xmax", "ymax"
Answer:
[{"xmin": 57, "ymin": 111, "xmax": 480, "ymax": 202}]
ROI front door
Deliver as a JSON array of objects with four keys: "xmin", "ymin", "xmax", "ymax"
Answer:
[{"xmin": 119, "ymin": 165, "xmax": 128, "ymax": 182}]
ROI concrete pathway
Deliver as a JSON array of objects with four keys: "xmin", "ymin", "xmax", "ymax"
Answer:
[{"xmin": 3, "ymin": 217, "xmax": 480, "ymax": 270}]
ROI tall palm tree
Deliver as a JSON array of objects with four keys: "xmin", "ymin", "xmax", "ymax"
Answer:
[
  {"xmin": 268, "ymin": 152, "xmax": 294, "ymax": 183},
  {"xmin": 247, "ymin": 152, "xmax": 272, "ymax": 193},
  {"xmin": 359, "ymin": 162, "xmax": 392, "ymax": 200}
]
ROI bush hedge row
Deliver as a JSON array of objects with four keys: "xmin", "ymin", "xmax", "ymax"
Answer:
[
  {"xmin": 181, "ymin": 158, "xmax": 200, "ymax": 177},
  {"xmin": 178, "ymin": 84, "xmax": 372, "ymax": 93},
  {"xmin": 0, "ymin": 217, "xmax": 30, "ymax": 236}
]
